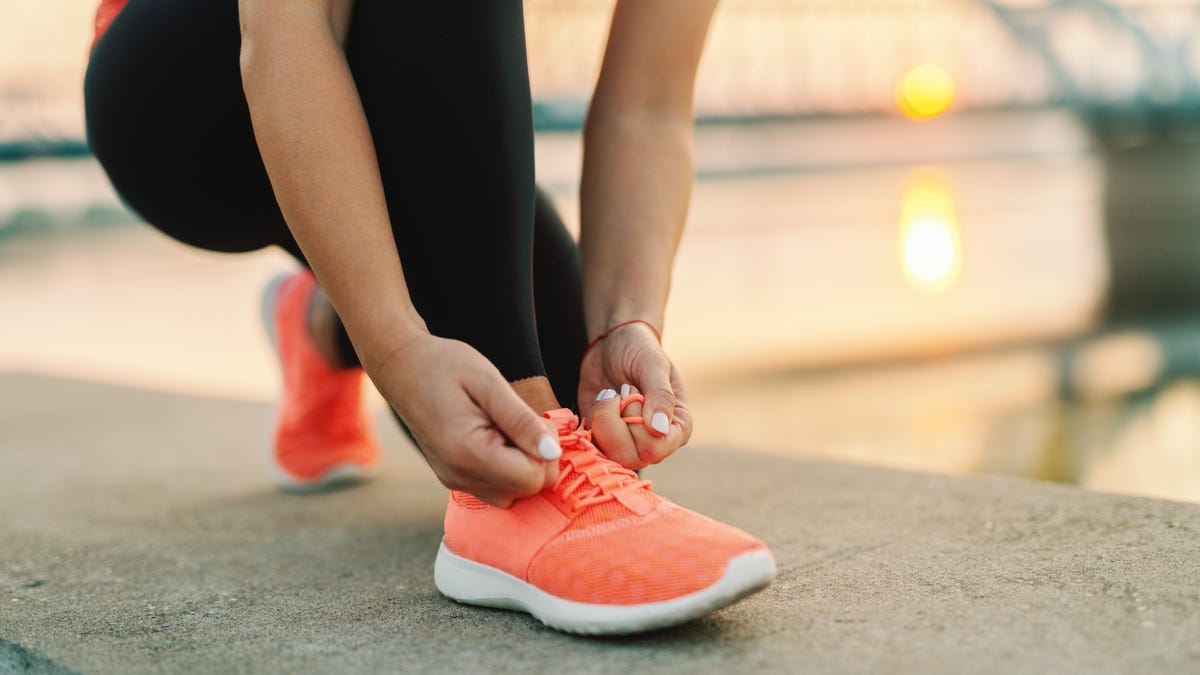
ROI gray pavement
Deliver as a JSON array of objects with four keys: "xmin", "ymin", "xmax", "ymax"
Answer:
[{"xmin": 2, "ymin": 372, "xmax": 1198, "ymax": 674}]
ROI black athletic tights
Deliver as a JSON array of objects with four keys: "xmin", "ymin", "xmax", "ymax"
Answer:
[{"xmin": 84, "ymin": 0, "xmax": 588, "ymax": 410}]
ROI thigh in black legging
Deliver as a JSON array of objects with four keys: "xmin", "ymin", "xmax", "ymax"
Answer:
[{"xmin": 84, "ymin": 0, "xmax": 296, "ymax": 257}]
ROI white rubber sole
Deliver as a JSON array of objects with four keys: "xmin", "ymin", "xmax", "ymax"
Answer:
[
  {"xmin": 265, "ymin": 451, "xmax": 378, "ymax": 494},
  {"xmin": 434, "ymin": 541, "xmax": 777, "ymax": 635},
  {"xmin": 260, "ymin": 272, "xmax": 377, "ymax": 494}
]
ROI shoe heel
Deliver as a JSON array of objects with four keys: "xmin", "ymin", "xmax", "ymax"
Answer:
[{"xmin": 260, "ymin": 272, "xmax": 292, "ymax": 355}]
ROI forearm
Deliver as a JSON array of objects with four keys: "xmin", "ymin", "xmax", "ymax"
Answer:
[
  {"xmin": 577, "ymin": 0, "xmax": 717, "ymax": 340},
  {"xmin": 239, "ymin": 7, "xmax": 425, "ymax": 369},
  {"xmin": 579, "ymin": 109, "xmax": 693, "ymax": 338}
]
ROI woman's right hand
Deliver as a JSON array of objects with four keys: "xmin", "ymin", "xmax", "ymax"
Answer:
[{"xmin": 366, "ymin": 333, "xmax": 562, "ymax": 508}]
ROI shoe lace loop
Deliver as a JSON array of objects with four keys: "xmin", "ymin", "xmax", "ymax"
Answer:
[{"xmin": 552, "ymin": 421, "xmax": 651, "ymax": 513}]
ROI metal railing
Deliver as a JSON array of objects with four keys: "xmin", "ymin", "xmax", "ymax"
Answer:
[
  {"xmin": 526, "ymin": 0, "xmax": 1200, "ymax": 117},
  {"xmin": 5, "ymin": 0, "xmax": 1200, "ymax": 155}
]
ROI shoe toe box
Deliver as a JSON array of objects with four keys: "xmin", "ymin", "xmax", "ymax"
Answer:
[{"xmin": 527, "ymin": 503, "xmax": 769, "ymax": 606}]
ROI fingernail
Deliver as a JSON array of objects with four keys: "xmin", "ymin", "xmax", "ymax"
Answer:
[
  {"xmin": 537, "ymin": 434, "xmax": 562, "ymax": 461},
  {"xmin": 595, "ymin": 388, "xmax": 617, "ymax": 402},
  {"xmin": 620, "ymin": 384, "xmax": 631, "ymax": 399},
  {"xmin": 651, "ymin": 411, "xmax": 670, "ymax": 435}
]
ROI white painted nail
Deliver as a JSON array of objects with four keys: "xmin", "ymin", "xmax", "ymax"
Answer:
[
  {"xmin": 620, "ymin": 384, "xmax": 631, "ymax": 399},
  {"xmin": 537, "ymin": 435, "xmax": 562, "ymax": 461},
  {"xmin": 651, "ymin": 411, "xmax": 670, "ymax": 435},
  {"xmin": 598, "ymin": 389, "xmax": 618, "ymax": 401}
]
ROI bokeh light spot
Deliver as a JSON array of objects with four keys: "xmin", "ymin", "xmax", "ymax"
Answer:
[
  {"xmin": 899, "ymin": 168, "xmax": 962, "ymax": 294},
  {"xmin": 896, "ymin": 64, "xmax": 956, "ymax": 120}
]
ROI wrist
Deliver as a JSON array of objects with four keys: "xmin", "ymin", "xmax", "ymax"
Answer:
[
  {"xmin": 581, "ymin": 319, "xmax": 663, "ymax": 365},
  {"xmin": 585, "ymin": 300, "xmax": 665, "ymax": 342},
  {"xmin": 353, "ymin": 310, "xmax": 430, "ymax": 375}
]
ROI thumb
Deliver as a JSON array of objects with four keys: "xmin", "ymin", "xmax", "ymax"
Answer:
[
  {"xmin": 639, "ymin": 357, "xmax": 677, "ymax": 439},
  {"xmin": 466, "ymin": 372, "xmax": 562, "ymax": 463}
]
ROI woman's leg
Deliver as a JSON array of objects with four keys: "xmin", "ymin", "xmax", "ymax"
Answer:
[
  {"xmin": 84, "ymin": 0, "xmax": 300, "ymax": 259},
  {"xmin": 85, "ymin": 0, "xmax": 385, "ymax": 489},
  {"xmin": 85, "ymin": 0, "xmax": 586, "ymax": 409},
  {"xmin": 532, "ymin": 189, "xmax": 588, "ymax": 411}
]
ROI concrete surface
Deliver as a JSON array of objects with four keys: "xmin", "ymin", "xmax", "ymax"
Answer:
[{"xmin": 2, "ymin": 372, "xmax": 1198, "ymax": 674}]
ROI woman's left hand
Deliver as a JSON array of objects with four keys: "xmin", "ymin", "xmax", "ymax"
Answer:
[{"xmin": 577, "ymin": 322, "xmax": 693, "ymax": 470}]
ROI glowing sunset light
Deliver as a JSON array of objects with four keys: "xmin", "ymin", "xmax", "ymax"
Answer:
[
  {"xmin": 896, "ymin": 64, "xmax": 956, "ymax": 120},
  {"xmin": 899, "ymin": 169, "xmax": 962, "ymax": 294}
]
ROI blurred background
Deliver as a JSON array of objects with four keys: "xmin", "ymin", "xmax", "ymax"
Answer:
[{"xmin": 5, "ymin": 0, "xmax": 1200, "ymax": 502}]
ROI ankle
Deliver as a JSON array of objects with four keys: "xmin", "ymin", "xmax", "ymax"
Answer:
[
  {"xmin": 306, "ymin": 286, "xmax": 354, "ymax": 369},
  {"xmin": 511, "ymin": 376, "xmax": 561, "ymax": 415}
]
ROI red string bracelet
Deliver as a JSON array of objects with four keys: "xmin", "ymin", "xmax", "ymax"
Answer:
[{"xmin": 580, "ymin": 319, "xmax": 662, "ymax": 364}]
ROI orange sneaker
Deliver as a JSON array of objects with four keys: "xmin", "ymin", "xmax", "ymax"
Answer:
[
  {"xmin": 261, "ymin": 269, "xmax": 380, "ymax": 492},
  {"xmin": 435, "ymin": 404, "xmax": 776, "ymax": 635}
]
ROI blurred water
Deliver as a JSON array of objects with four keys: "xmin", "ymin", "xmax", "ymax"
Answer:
[
  {"xmin": 5, "ymin": 109, "xmax": 1200, "ymax": 503},
  {"xmin": 1, "ymin": 109, "xmax": 1109, "ymax": 372}
]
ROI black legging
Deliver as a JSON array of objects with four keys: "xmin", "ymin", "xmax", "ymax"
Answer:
[{"xmin": 84, "ymin": 0, "xmax": 588, "ymax": 410}]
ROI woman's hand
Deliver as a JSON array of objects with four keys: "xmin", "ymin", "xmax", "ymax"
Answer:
[
  {"xmin": 369, "ymin": 333, "xmax": 562, "ymax": 507},
  {"xmin": 577, "ymin": 322, "xmax": 693, "ymax": 470}
]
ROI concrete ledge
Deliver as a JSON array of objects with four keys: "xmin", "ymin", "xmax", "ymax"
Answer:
[{"xmin": 1, "ymin": 373, "xmax": 1197, "ymax": 674}]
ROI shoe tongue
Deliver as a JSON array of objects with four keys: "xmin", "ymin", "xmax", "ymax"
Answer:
[{"xmin": 543, "ymin": 408, "xmax": 580, "ymax": 437}]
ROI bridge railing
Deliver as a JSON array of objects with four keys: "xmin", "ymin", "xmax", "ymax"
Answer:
[
  {"xmin": 4, "ymin": 0, "xmax": 1200, "ymax": 157},
  {"xmin": 526, "ymin": 0, "xmax": 1200, "ymax": 118}
]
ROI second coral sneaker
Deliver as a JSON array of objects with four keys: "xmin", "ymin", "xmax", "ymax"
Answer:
[
  {"xmin": 261, "ymin": 269, "xmax": 381, "ymax": 492},
  {"xmin": 435, "ymin": 407, "xmax": 776, "ymax": 635}
]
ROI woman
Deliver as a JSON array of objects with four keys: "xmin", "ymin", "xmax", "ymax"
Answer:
[{"xmin": 85, "ymin": 0, "xmax": 775, "ymax": 634}]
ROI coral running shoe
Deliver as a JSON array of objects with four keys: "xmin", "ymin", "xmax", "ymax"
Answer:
[
  {"xmin": 435, "ymin": 406, "xmax": 776, "ymax": 635},
  {"xmin": 261, "ymin": 269, "xmax": 380, "ymax": 492}
]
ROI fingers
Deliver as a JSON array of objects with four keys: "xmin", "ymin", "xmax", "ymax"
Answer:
[
  {"xmin": 668, "ymin": 365, "xmax": 695, "ymax": 447},
  {"xmin": 447, "ymin": 429, "xmax": 562, "ymax": 508},
  {"xmin": 618, "ymin": 389, "xmax": 684, "ymax": 465},
  {"xmin": 589, "ymin": 385, "xmax": 684, "ymax": 469},
  {"xmin": 590, "ymin": 386, "xmax": 644, "ymax": 469},
  {"xmin": 638, "ymin": 359, "xmax": 676, "ymax": 439},
  {"xmin": 459, "ymin": 370, "xmax": 561, "ymax": 506},
  {"xmin": 465, "ymin": 370, "xmax": 562, "ymax": 464},
  {"xmin": 542, "ymin": 457, "xmax": 560, "ymax": 491},
  {"xmin": 469, "ymin": 432, "xmax": 556, "ymax": 507}
]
